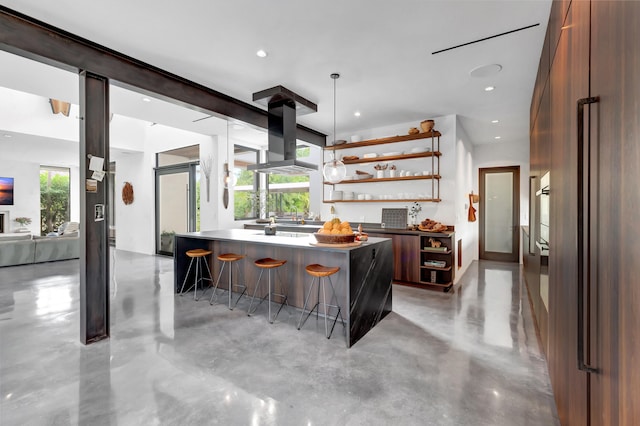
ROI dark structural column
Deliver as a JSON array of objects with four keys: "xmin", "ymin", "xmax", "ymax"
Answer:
[{"xmin": 79, "ymin": 71, "xmax": 110, "ymax": 344}]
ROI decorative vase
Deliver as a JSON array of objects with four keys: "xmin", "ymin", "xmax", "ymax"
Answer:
[
  {"xmin": 376, "ymin": 170, "xmax": 385, "ymax": 179},
  {"xmin": 420, "ymin": 119, "xmax": 435, "ymax": 133}
]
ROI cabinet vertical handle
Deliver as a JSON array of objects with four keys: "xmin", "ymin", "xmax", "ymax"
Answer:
[{"xmin": 576, "ymin": 96, "xmax": 599, "ymax": 374}]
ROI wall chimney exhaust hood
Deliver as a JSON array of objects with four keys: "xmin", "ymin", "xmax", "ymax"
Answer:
[{"xmin": 248, "ymin": 86, "xmax": 318, "ymax": 175}]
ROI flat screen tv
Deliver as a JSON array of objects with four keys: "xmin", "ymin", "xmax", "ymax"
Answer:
[{"xmin": 0, "ymin": 177, "xmax": 14, "ymax": 205}]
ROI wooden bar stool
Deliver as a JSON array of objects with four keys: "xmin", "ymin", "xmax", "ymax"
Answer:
[
  {"xmin": 179, "ymin": 249, "xmax": 213, "ymax": 300},
  {"xmin": 209, "ymin": 253, "xmax": 247, "ymax": 310},
  {"xmin": 248, "ymin": 257, "xmax": 288, "ymax": 323},
  {"xmin": 297, "ymin": 264, "xmax": 345, "ymax": 339}
]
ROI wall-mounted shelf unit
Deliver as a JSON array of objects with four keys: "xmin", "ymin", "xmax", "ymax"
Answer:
[
  {"xmin": 323, "ymin": 130, "xmax": 442, "ymax": 203},
  {"xmin": 419, "ymin": 231, "xmax": 455, "ymax": 292}
]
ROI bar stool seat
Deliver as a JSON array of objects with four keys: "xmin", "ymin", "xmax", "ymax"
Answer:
[
  {"xmin": 297, "ymin": 263, "xmax": 345, "ymax": 339},
  {"xmin": 248, "ymin": 258, "xmax": 288, "ymax": 323},
  {"xmin": 179, "ymin": 249, "xmax": 213, "ymax": 300},
  {"xmin": 209, "ymin": 253, "xmax": 247, "ymax": 309}
]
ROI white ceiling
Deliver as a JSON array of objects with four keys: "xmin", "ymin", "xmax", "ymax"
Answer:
[{"xmin": 0, "ymin": 0, "xmax": 552, "ymax": 147}]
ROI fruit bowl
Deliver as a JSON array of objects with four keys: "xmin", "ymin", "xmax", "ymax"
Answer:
[{"xmin": 313, "ymin": 233, "xmax": 356, "ymax": 244}]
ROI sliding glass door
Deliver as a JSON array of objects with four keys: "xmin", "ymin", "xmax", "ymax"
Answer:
[{"xmin": 155, "ymin": 163, "xmax": 199, "ymax": 255}]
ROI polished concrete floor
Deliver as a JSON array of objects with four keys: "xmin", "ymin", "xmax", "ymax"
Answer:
[{"xmin": 0, "ymin": 251, "xmax": 559, "ymax": 426}]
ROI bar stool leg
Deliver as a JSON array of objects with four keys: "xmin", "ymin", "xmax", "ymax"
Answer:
[
  {"xmin": 297, "ymin": 277, "xmax": 319, "ymax": 330},
  {"xmin": 248, "ymin": 268, "xmax": 288, "ymax": 323},
  {"xmin": 209, "ymin": 261, "xmax": 227, "ymax": 305},
  {"xmin": 231, "ymin": 261, "xmax": 247, "ymax": 309},
  {"xmin": 179, "ymin": 257, "xmax": 196, "ymax": 295},
  {"xmin": 195, "ymin": 257, "xmax": 214, "ymax": 301},
  {"xmin": 247, "ymin": 269, "xmax": 266, "ymax": 316},
  {"xmin": 325, "ymin": 275, "xmax": 345, "ymax": 338}
]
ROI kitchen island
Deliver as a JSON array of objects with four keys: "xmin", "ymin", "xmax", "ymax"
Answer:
[{"xmin": 174, "ymin": 229, "xmax": 393, "ymax": 347}]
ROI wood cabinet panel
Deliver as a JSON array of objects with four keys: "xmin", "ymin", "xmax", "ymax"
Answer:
[
  {"xmin": 368, "ymin": 232, "xmax": 420, "ymax": 284},
  {"xmin": 590, "ymin": 2, "xmax": 640, "ymax": 424},
  {"xmin": 547, "ymin": 1, "xmax": 590, "ymax": 425}
]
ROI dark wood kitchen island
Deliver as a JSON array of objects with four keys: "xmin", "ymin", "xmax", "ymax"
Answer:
[{"xmin": 174, "ymin": 229, "xmax": 392, "ymax": 347}]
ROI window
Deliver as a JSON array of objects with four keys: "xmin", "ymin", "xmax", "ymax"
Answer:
[
  {"xmin": 40, "ymin": 166, "xmax": 70, "ymax": 235},
  {"xmin": 267, "ymin": 146, "xmax": 310, "ymax": 219},
  {"xmin": 233, "ymin": 145, "xmax": 260, "ymax": 219},
  {"xmin": 233, "ymin": 144, "xmax": 317, "ymax": 220}
]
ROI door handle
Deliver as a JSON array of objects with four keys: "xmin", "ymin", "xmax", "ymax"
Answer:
[{"xmin": 576, "ymin": 96, "xmax": 599, "ymax": 374}]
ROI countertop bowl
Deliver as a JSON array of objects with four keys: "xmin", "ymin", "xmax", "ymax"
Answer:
[{"xmin": 313, "ymin": 232, "xmax": 356, "ymax": 244}]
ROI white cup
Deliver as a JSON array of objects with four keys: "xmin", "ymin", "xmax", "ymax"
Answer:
[
  {"xmin": 365, "ymin": 194, "xmax": 372, "ymax": 200},
  {"xmin": 351, "ymin": 135, "xmax": 362, "ymax": 142},
  {"xmin": 389, "ymin": 170, "xmax": 397, "ymax": 178},
  {"xmin": 357, "ymin": 194, "xmax": 365, "ymax": 200}
]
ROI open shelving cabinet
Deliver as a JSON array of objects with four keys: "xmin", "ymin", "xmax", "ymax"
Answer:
[
  {"xmin": 419, "ymin": 231, "xmax": 455, "ymax": 292},
  {"xmin": 323, "ymin": 131, "xmax": 441, "ymax": 203}
]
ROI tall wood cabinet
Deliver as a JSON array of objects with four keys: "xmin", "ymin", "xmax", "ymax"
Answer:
[{"xmin": 528, "ymin": 1, "xmax": 640, "ymax": 424}]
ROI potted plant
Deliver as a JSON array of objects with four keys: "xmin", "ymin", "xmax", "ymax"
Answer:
[
  {"xmin": 407, "ymin": 202, "xmax": 422, "ymax": 229},
  {"xmin": 160, "ymin": 230, "xmax": 175, "ymax": 253}
]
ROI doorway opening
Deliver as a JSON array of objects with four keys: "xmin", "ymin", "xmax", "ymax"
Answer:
[{"xmin": 479, "ymin": 166, "xmax": 520, "ymax": 262}]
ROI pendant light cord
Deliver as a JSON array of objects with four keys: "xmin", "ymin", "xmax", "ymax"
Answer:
[{"xmin": 331, "ymin": 73, "xmax": 340, "ymax": 163}]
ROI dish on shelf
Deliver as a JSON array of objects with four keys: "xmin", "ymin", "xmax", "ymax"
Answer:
[
  {"xmin": 333, "ymin": 139, "xmax": 348, "ymax": 145},
  {"xmin": 356, "ymin": 173, "xmax": 373, "ymax": 180},
  {"xmin": 342, "ymin": 155, "xmax": 359, "ymax": 161},
  {"xmin": 382, "ymin": 151, "xmax": 402, "ymax": 157},
  {"xmin": 362, "ymin": 153, "xmax": 377, "ymax": 159}
]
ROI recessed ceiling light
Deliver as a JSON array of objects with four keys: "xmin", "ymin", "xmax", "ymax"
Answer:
[
  {"xmin": 3, "ymin": 134, "xmax": 12, "ymax": 138},
  {"xmin": 491, "ymin": 120, "xmax": 499, "ymax": 124},
  {"xmin": 142, "ymin": 97, "xmax": 151, "ymax": 102},
  {"xmin": 354, "ymin": 111, "xmax": 361, "ymax": 117},
  {"xmin": 256, "ymin": 50, "xmax": 268, "ymax": 58},
  {"xmin": 484, "ymin": 86, "xmax": 495, "ymax": 92},
  {"xmin": 494, "ymin": 136, "xmax": 501, "ymax": 140}
]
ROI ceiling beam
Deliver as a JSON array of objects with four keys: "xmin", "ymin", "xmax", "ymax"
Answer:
[{"xmin": 0, "ymin": 6, "xmax": 326, "ymax": 146}]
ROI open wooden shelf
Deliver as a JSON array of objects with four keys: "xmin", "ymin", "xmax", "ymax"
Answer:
[
  {"xmin": 420, "ymin": 265, "xmax": 453, "ymax": 272},
  {"xmin": 418, "ymin": 280, "xmax": 453, "ymax": 288},
  {"xmin": 323, "ymin": 198, "xmax": 442, "ymax": 203},
  {"xmin": 325, "ymin": 131, "xmax": 441, "ymax": 150},
  {"xmin": 339, "ymin": 151, "xmax": 441, "ymax": 164},
  {"xmin": 420, "ymin": 248, "xmax": 452, "ymax": 254},
  {"xmin": 324, "ymin": 174, "xmax": 441, "ymax": 185}
]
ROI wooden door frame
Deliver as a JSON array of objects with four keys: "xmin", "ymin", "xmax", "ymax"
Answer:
[{"xmin": 479, "ymin": 166, "xmax": 520, "ymax": 262}]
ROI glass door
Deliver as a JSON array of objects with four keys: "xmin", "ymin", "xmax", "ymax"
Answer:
[
  {"xmin": 155, "ymin": 163, "xmax": 199, "ymax": 255},
  {"xmin": 479, "ymin": 166, "xmax": 520, "ymax": 262}
]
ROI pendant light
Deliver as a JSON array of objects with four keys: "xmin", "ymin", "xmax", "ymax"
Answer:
[{"xmin": 323, "ymin": 73, "xmax": 347, "ymax": 184}]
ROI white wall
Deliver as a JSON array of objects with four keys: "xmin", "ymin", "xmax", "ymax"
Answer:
[
  {"xmin": 454, "ymin": 122, "xmax": 477, "ymax": 280},
  {"xmin": 318, "ymin": 114, "xmax": 477, "ymax": 283},
  {"xmin": 322, "ymin": 114, "xmax": 457, "ymax": 225},
  {"xmin": 114, "ymin": 123, "xmax": 220, "ymax": 254}
]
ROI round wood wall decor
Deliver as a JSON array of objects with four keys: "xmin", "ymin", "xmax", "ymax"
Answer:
[{"xmin": 122, "ymin": 182, "xmax": 134, "ymax": 205}]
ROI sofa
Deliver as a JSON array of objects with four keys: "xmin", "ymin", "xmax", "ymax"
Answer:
[{"xmin": 0, "ymin": 223, "xmax": 80, "ymax": 267}]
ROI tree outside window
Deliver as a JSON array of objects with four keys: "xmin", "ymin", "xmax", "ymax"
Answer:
[{"xmin": 40, "ymin": 166, "xmax": 70, "ymax": 235}]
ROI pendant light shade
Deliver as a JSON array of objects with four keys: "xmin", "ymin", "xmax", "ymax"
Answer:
[
  {"xmin": 323, "ymin": 73, "xmax": 347, "ymax": 184},
  {"xmin": 323, "ymin": 159, "xmax": 347, "ymax": 184}
]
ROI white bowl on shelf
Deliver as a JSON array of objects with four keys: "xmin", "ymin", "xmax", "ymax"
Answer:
[
  {"xmin": 382, "ymin": 151, "xmax": 402, "ymax": 157},
  {"xmin": 363, "ymin": 153, "xmax": 377, "ymax": 159}
]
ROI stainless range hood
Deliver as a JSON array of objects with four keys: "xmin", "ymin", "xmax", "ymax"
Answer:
[{"xmin": 248, "ymin": 86, "xmax": 318, "ymax": 175}]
